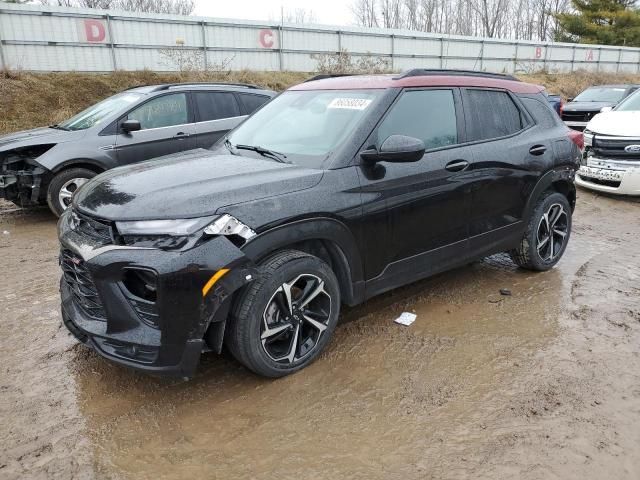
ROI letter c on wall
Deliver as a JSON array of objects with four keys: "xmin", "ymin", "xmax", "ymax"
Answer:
[{"xmin": 259, "ymin": 29, "xmax": 274, "ymax": 48}]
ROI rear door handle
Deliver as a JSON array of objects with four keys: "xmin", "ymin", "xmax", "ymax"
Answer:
[
  {"xmin": 529, "ymin": 145, "xmax": 547, "ymax": 156},
  {"xmin": 445, "ymin": 159, "xmax": 469, "ymax": 172},
  {"xmin": 174, "ymin": 132, "xmax": 190, "ymax": 138}
]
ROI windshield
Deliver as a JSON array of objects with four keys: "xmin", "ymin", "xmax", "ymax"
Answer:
[
  {"xmin": 58, "ymin": 92, "xmax": 143, "ymax": 131},
  {"xmin": 615, "ymin": 89, "xmax": 640, "ymax": 111},
  {"xmin": 573, "ymin": 87, "xmax": 627, "ymax": 103},
  {"xmin": 226, "ymin": 89, "xmax": 383, "ymax": 167}
]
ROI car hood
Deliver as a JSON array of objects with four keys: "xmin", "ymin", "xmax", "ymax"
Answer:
[
  {"xmin": 74, "ymin": 149, "xmax": 324, "ymax": 221},
  {"xmin": 0, "ymin": 127, "xmax": 84, "ymax": 152},
  {"xmin": 587, "ymin": 111, "xmax": 640, "ymax": 137},
  {"xmin": 563, "ymin": 101, "xmax": 616, "ymax": 112}
]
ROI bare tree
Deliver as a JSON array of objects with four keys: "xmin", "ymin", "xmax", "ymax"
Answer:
[
  {"xmin": 350, "ymin": 0, "xmax": 571, "ymax": 41},
  {"xmin": 39, "ymin": 0, "xmax": 195, "ymax": 14}
]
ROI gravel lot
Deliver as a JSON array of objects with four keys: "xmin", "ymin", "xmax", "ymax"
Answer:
[{"xmin": 1, "ymin": 189, "xmax": 639, "ymax": 480}]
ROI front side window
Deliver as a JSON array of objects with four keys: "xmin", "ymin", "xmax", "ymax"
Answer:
[
  {"xmin": 58, "ymin": 92, "xmax": 142, "ymax": 131},
  {"xmin": 465, "ymin": 89, "xmax": 524, "ymax": 142},
  {"xmin": 377, "ymin": 89, "xmax": 458, "ymax": 150},
  {"xmin": 195, "ymin": 92, "xmax": 240, "ymax": 122},
  {"xmin": 227, "ymin": 89, "xmax": 383, "ymax": 167},
  {"xmin": 127, "ymin": 93, "xmax": 188, "ymax": 130}
]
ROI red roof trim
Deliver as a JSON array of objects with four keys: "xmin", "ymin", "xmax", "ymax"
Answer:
[{"xmin": 290, "ymin": 74, "xmax": 543, "ymax": 94}]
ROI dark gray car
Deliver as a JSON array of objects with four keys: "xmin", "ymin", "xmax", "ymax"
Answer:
[{"xmin": 0, "ymin": 83, "xmax": 276, "ymax": 216}]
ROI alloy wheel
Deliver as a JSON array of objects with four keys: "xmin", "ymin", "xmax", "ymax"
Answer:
[
  {"xmin": 58, "ymin": 177, "xmax": 89, "ymax": 209},
  {"xmin": 536, "ymin": 203, "xmax": 568, "ymax": 262},
  {"xmin": 261, "ymin": 273, "xmax": 332, "ymax": 364}
]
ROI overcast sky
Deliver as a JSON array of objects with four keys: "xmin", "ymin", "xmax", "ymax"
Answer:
[{"xmin": 193, "ymin": 0, "xmax": 354, "ymax": 26}]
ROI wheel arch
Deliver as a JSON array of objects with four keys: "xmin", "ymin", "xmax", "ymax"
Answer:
[
  {"xmin": 241, "ymin": 218, "xmax": 365, "ymax": 306},
  {"xmin": 51, "ymin": 159, "xmax": 106, "ymax": 175},
  {"xmin": 523, "ymin": 169, "xmax": 576, "ymax": 225}
]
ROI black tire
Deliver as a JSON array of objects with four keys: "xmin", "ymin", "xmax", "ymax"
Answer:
[
  {"xmin": 46, "ymin": 168, "xmax": 97, "ymax": 217},
  {"xmin": 226, "ymin": 249, "xmax": 340, "ymax": 377},
  {"xmin": 509, "ymin": 191, "xmax": 572, "ymax": 271}
]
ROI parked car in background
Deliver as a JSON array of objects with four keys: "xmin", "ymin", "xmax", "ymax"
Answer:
[
  {"xmin": 0, "ymin": 83, "xmax": 276, "ymax": 216},
  {"xmin": 545, "ymin": 92, "xmax": 563, "ymax": 117},
  {"xmin": 561, "ymin": 84, "xmax": 640, "ymax": 131},
  {"xmin": 58, "ymin": 69, "xmax": 581, "ymax": 379},
  {"xmin": 578, "ymin": 89, "xmax": 640, "ymax": 196}
]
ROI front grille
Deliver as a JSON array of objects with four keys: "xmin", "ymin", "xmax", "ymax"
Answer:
[
  {"xmin": 71, "ymin": 210, "xmax": 113, "ymax": 245},
  {"xmin": 562, "ymin": 111, "xmax": 595, "ymax": 123},
  {"xmin": 592, "ymin": 136, "xmax": 640, "ymax": 160},
  {"xmin": 60, "ymin": 249, "xmax": 106, "ymax": 321}
]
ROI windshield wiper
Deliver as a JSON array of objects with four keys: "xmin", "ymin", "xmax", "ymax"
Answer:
[
  {"xmin": 49, "ymin": 124, "xmax": 70, "ymax": 131},
  {"xmin": 229, "ymin": 142, "xmax": 289, "ymax": 164}
]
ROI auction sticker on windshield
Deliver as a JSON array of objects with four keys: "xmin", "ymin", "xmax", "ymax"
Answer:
[{"xmin": 328, "ymin": 98, "xmax": 372, "ymax": 110}]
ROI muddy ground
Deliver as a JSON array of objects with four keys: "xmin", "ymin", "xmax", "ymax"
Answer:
[{"xmin": 0, "ymin": 189, "xmax": 639, "ymax": 480}]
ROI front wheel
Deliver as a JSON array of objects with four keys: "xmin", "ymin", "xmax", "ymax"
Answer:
[
  {"xmin": 226, "ymin": 250, "xmax": 340, "ymax": 377},
  {"xmin": 510, "ymin": 191, "xmax": 572, "ymax": 271},
  {"xmin": 46, "ymin": 168, "xmax": 97, "ymax": 217}
]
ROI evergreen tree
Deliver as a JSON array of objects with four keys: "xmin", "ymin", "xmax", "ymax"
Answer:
[{"xmin": 555, "ymin": 0, "xmax": 640, "ymax": 46}]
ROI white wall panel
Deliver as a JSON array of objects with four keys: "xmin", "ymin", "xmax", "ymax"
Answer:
[{"xmin": 0, "ymin": 3, "xmax": 638, "ymax": 74}]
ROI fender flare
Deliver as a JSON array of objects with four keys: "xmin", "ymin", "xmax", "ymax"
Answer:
[
  {"xmin": 522, "ymin": 168, "xmax": 576, "ymax": 225},
  {"xmin": 241, "ymin": 217, "xmax": 365, "ymax": 305}
]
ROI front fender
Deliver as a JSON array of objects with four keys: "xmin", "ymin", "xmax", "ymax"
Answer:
[{"xmin": 241, "ymin": 217, "xmax": 365, "ymax": 305}]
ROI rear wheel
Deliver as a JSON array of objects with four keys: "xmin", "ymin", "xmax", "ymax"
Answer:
[
  {"xmin": 510, "ymin": 191, "xmax": 572, "ymax": 271},
  {"xmin": 226, "ymin": 250, "xmax": 340, "ymax": 377},
  {"xmin": 46, "ymin": 168, "xmax": 96, "ymax": 217}
]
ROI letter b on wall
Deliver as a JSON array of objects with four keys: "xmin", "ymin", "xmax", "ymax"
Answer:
[{"xmin": 82, "ymin": 19, "xmax": 107, "ymax": 43}]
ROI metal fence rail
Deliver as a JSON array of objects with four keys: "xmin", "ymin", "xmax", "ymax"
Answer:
[{"xmin": 1, "ymin": 2, "xmax": 639, "ymax": 74}]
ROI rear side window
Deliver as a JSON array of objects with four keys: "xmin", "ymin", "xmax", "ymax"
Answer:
[
  {"xmin": 194, "ymin": 92, "xmax": 240, "ymax": 122},
  {"xmin": 520, "ymin": 97, "xmax": 558, "ymax": 128},
  {"xmin": 464, "ymin": 89, "xmax": 525, "ymax": 142},
  {"xmin": 377, "ymin": 89, "xmax": 458, "ymax": 150},
  {"xmin": 238, "ymin": 94, "xmax": 270, "ymax": 114}
]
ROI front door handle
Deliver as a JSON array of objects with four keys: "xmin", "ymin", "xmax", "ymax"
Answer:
[
  {"xmin": 445, "ymin": 159, "xmax": 469, "ymax": 172},
  {"xmin": 174, "ymin": 132, "xmax": 190, "ymax": 139},
  {"xmin": 529, "ymin": 145, "xmax": 547, "ymax": 156}
]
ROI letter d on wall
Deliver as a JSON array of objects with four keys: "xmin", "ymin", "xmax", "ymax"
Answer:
[{"xmin": 83, "ymin": 19, "xmax": 107, "ymax": 43}]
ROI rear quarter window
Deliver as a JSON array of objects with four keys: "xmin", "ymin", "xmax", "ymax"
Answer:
[{"xmin": 520, "ymin": 97, "xmax": 559, "ymax": 128}]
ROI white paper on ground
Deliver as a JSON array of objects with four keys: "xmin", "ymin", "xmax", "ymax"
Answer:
[{"xmin": 394, "ymin": 312, "xmax": 417, "ymax": 326}]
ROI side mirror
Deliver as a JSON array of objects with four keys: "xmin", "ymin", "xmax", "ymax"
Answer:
[
  {"xmin": 121, "ymin": 119, "xmax": 141, "ymax": 133},
  {"xmin": 600, "ymin": 106, "xmax": 613, "ymax": 113},
  {"xmin": 360, "ymin": 135, "xmax": 426, "ymax": 163}
]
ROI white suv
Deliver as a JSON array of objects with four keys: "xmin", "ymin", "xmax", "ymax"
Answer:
[{"xmin": 578, "ymin": 90, "xmax": 640, "ymax": 196}]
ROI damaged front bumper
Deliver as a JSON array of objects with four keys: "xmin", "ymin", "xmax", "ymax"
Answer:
[
  {"xmin": 58, "ymin": 210, "xmax": 258, "ymax": 378},
  {"xmin": 0, "ymin": 166, "xmax": 49, "ymax": 205}
]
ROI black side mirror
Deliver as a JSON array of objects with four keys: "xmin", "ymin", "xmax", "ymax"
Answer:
[
  {"xmin": 121, "ymin": 119, "xmax": 141, "ymax": 133},
  {"xmin": 360, "ymin": 135, "xmax": 426, "ymax": 163}
]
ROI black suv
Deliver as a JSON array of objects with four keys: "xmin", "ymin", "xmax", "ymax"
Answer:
[
  {"xmin": 0, "ymin": 83, "xmax": 275, "ymax": 216},
  {"xmin": 58, "ymin": 70, "xmax": 582, "ymax": 378}
]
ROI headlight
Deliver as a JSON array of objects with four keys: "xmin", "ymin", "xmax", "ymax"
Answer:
[
  {"xmin": 204, "ymin": 214, "xmax": 256, "ymax": 241},
  {"xmin": 116, "ymin": 217, "xmax": 213, "ymax": 236}
]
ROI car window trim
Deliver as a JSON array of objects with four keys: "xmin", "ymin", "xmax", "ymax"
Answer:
[{"xmin": 459, "ymin": 87, "xmax": 534, "ymax": 145}]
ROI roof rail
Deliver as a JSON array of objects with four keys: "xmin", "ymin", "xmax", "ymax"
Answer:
[
  {"xmin": 394, "ymin": 69, "xmax": 520, "ymax": 82},
  {"xmin": 150, "ymin": 82, "xmax": 262, "ymax": 92},
  {"xmin": 304, "ymin": 74, "xmax": 359, "ymax": 82}
]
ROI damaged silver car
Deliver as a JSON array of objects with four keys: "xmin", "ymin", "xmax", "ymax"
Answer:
[{"xmin": 0, "ymin": 82, "xmax": 275, "ymax": 216}]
